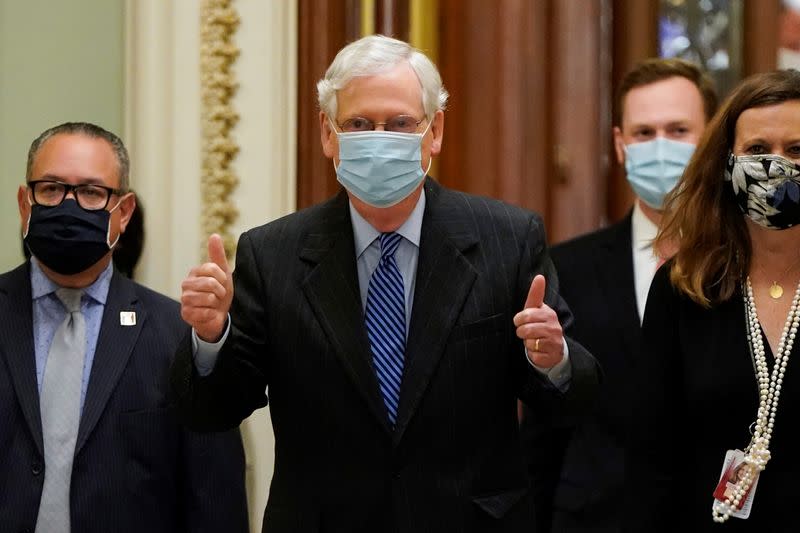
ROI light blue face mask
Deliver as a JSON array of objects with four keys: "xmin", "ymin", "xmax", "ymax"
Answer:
[
  {"xmin": 332, "ymin": 119, "xmax": 432, "ymax": 208},
  {"xmin": 624, "ymin": 137, "xmax": 696, "ymax": 209}
]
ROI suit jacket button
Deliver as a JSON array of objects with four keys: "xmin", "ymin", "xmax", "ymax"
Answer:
[{"xmin": 31, "ymin": 462, "xmax": 42, "ymax": 476}]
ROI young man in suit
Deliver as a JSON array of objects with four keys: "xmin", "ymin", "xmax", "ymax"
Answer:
[
  {"xmin": 0, "ymin": 122, "xmax": 249, "ymax": 533},
  {"xmin": 522, "ymin": 59, "xmax": 718, "ymax": 532},
  {"xmin": 172, "ymin": 35, "xmax": 599, "ymax": 532}
]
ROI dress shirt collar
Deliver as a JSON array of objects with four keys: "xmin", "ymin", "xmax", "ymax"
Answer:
[
  {"xmin": 631, "ymin": 200, "xmax": 659, "ymax": 253},
  {"xmin": 350, "ymin": 189, "xmax": 426, "ymax": 257},
  {"xmin": 30, "ymin": 256, "xmax": 113, "ymax": 305}
]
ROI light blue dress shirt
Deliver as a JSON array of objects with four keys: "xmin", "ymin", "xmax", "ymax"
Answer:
[
  {"xmin": 350, "ymin": 190, "xmax": 424, "ymax": 333},
  {"xmin": 31, "ymin": 257, "xmax": 112, "ymax": 413}
]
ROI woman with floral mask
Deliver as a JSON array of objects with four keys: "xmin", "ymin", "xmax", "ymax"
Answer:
[{"xmin": 625, "ymin": 69, "xmax": 800, "ymax": 531}]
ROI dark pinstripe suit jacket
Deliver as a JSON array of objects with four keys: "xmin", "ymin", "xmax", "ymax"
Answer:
[
  {"xmin": 171, "ymin": 178, "xmax": 599, "ymax": 533},
  {"xmin": 0, "ymin": 264, "xmax": 249, "ymax": 533}
]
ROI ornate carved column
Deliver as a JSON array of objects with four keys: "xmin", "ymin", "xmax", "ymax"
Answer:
[{"xmin": 200, "ymin": 0, "xmax": 240, "ymax": 259}]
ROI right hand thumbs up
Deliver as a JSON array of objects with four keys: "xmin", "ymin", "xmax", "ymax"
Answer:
[{"xmin": 180, "ymin": 234, "xmax": 234, "ymax": 342}]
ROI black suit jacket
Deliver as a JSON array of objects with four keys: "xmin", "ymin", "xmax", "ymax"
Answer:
[
  {"xmin": 0, "ymin": 263, "xmax": 249, "ymax": 533},
  {"xmin": 522, "ymin": 213, "xmax": 638, "ymax": 532},
  {"xmin": 172, "ymin": 178, "xmax": 599, "ymax": 533}
]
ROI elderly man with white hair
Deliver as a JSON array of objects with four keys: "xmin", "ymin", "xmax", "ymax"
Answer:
[{"xmin": 171, "ymin": 34, "xmax": 599, "ymax": 533}]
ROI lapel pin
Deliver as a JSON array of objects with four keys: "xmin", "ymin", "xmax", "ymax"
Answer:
[{"xmin": 120, "ymin": 311, "xmax": 136, "ymax": 326}]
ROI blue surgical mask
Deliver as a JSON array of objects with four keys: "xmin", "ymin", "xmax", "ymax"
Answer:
[
  {"xmin": 332, "ymin": 120, "xmax": 432, "ymax": 208},
  {"xmin": 624, "ymin": 137, "xmax": 696, "ymax": 209}
]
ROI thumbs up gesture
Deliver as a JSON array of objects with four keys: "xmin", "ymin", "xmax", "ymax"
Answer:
[
  {"xmin": 513, "ymin": 274, "xmax": 565, "ymax": 368},
  {"xmin": 180, "ymin": 234, "xmax": 234, "ymax": 342}
]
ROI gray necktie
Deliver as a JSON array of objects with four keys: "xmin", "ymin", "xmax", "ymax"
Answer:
[{"xmin": 36, "ymin": 288, "xmax": 85, "ymax": 533}]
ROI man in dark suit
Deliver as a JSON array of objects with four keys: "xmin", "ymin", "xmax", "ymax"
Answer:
[
  {"xmin": 0, "ymin": 122, "xmax": 249, "ymax": 533},
  {"xmin": 521, "ymin": 59, "xmax": 718, "ymax": 532},
  {"xmin": 171, "ymin": 35, "xmax": 599, "ymax": 533}
]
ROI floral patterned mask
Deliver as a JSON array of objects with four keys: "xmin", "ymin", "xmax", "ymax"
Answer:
[{"xmin": 726, "ymin": 153, "xmax": 800, "ymax": 230}]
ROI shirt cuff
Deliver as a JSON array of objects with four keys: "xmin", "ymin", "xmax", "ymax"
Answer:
[
  {"xmin": 527, "ymin": 338, "xmax": 571, "ymax": 392},
  {"xmin": 191, "ymin": 315, "xmax": 231, "ymax": 376}
]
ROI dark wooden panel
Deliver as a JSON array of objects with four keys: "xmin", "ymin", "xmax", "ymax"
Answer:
[
  {"xmin": 437, "ymin": 0, "xmax": 550, "ymax": 219},
  {"xmin": 520, "ymin": 0, "xmax": 553, "ymax": 223},
  {"xmin": 608, "ymin": 0, "xmax": 658, "ymax": 223},
  {"xmin": 376, "ymin": 0, "xmax": 410, "ymax": 41},
  {"xmin": 296, "ymin": 0, "xmax": 356, "ymax": 210},
  {"xmin": 437, "ymin": 0, "xmax": 612, "ymax": 243},
  {"xmin": 549, "ymin": 0, "xmax": 609, "ymax": 243},
  {"xmin": 743, "ymin": 0, "xmax": 780, "ymax": 76}
]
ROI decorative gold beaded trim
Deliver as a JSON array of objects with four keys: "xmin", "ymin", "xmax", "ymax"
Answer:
[{"xmin": 200, "ymin": 0, "xmax": 240, "ymax": 259}]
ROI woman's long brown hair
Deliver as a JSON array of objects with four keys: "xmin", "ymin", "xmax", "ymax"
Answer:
[{"xmin": 655, "ymin": 69, "xmax": 800, "ymax": 307}]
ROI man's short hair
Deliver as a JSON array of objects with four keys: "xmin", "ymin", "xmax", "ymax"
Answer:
[
  {"xmin": 615, "ymin": 58, "xmax": 718, "ymax": 126},
  {"xmin": 317, "ymin": 34, "xmax": 449, "ymax": 121},
  {"xmin": 26, "ymin": 122, "xmax": 130, "ymax": 192}
]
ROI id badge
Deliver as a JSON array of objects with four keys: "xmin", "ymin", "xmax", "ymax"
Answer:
[{"xmin": 711, "ymin": 449, "xmax": 760, "ymax": 519}]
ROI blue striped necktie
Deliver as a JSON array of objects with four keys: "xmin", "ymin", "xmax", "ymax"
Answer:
[{"xmin": 365, "ymin": 232, "xmax": 406, "ymax": 426}]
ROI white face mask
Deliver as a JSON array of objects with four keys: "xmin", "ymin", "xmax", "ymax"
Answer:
[{"xmin": 332, "ymin": 119, "xmax": 432, "ymax": 208}]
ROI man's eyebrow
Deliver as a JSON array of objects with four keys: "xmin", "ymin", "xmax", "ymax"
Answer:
[{"xmin": 35, "ymin": 174, "xmax": 108, "ymax": 185}]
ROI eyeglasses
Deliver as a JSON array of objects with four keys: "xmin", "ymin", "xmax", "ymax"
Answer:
[
  {"xmin": 337, "ymin": 115, "xmax": 426, "ymax": 134},
  {"xmin": 28, "ymin": 180, "xmax": 124, "ymax": 211}
]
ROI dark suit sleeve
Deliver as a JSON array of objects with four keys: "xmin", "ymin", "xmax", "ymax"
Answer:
[
  {"xmin": 180, "ymin": 427, "xmax": 250, "ymax": 533},
  {"xmin": 515, "ymin": 215, "xmax": 600, "ymax": 419},
  {"xmin": 623, "ymin": 266, "xmax": 681, "ymax": 532},
  {"xmin": 172, "ymin": 231, "xmax": 270, "ymax": 431}
]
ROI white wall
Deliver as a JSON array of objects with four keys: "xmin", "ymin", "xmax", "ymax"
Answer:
[
  {"xmin": 125, "ymin": 1, "xmax": 297, "ymax": 529},
  {"xmin": 0, "ymin": 0, "xmax": 124, "ymax": 271}
]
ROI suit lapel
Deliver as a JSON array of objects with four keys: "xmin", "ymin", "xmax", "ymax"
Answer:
[
  {"xmin": 393, "ymin": 180, "xmax": 478, "ymax": 444},
  {"xmin": 300, "ymin": 192, "xmax": 392, "ymax": 434},
  {"xmin": 75, "ymin": 273, "xmax": 144, "ymax": 454},
  {"xmin": 0, "ymin": 264, "xmax": 43, "ymax": 454},
  {"xmin": 594, "ymin": 214, "xmax": 642, "ymax": 358}
]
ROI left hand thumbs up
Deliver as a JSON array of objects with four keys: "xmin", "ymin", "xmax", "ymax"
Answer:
[{"xmin": 514, "ymin": 275, "xmax": 564, "ymax": 368}]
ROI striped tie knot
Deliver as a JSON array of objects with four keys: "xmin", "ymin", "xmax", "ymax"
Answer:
[{"xmin": 379, "ymin": 232, "xmax": 403, "ymax": 261}]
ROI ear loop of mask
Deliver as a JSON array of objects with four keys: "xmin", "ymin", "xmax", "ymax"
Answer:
[
  {"xmin": 23, "ymin": 192, "xmax": 33, "ymax": 239},
  {"xmin": 418, "ymin": 119, "xmax": 434, "ymax": 175},
  {"xmin": 106, "ymin": 196, "xmax": 125, "ymax": 248}
]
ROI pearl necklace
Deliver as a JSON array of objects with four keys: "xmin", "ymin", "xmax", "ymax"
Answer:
[{"xmin": 712, "ymin": 277, "xmax": 800, "ymax": 522}]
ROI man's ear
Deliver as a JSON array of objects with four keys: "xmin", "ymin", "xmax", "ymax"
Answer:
[
  {"xmin": 18, "ymin": 185, "xmax": 31, "ymax": 234},
  {"xmin": 613, "ymin": 126, "xmax": 625, "ymax": 166},
  {"xmin": 320, "ymin": 112, "xmax": 338, "ymax": 160},
  {"xmin": 117, "ymin": 193, "xmax": 137, "ymax": 233},
  {"xmin": 430, "ymin": 110, "xmax": 445, "ymax": 156}
]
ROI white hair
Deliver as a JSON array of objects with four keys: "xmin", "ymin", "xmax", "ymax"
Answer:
[{"xmin": 317, "ymin": 34, "xmax": 449, "ymax": 120}]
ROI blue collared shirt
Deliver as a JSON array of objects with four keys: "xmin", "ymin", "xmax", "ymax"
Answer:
[
  {"xmin": 350, "ymin": 190, "xmax": 425, "ymax": 332},
  {"xmin": 31, "ymin": 257, "xmax": 112, "ymax": 413}
]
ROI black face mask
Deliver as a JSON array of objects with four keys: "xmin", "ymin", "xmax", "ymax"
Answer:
[{"xmin": 24, "ymin": 199, "xmax": 118, "ymax": 275}]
